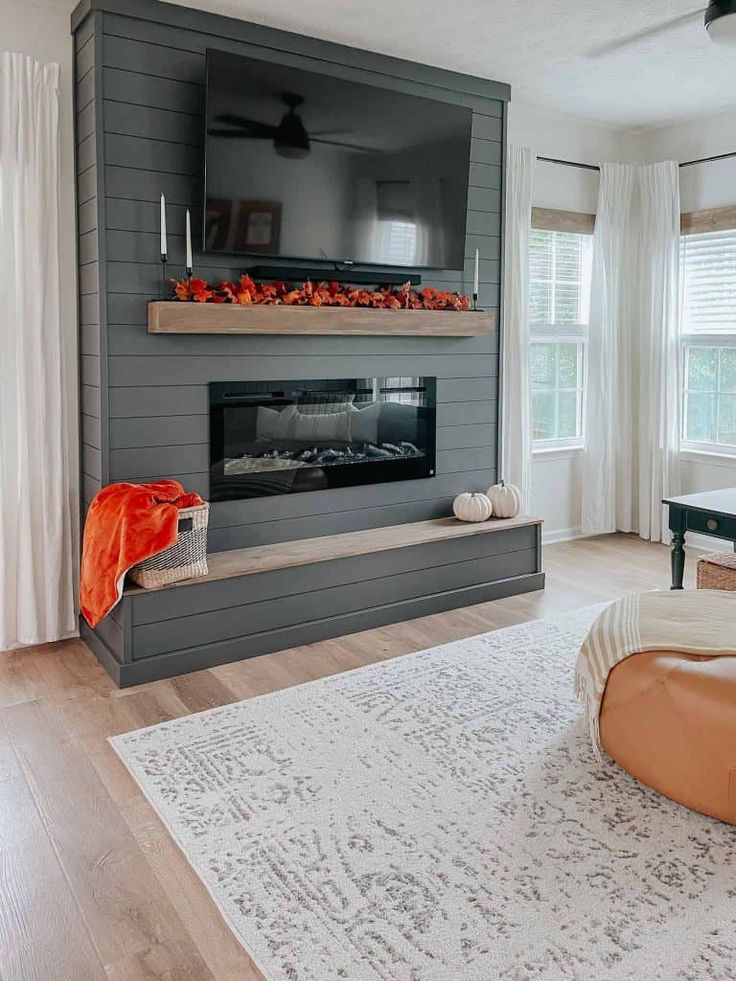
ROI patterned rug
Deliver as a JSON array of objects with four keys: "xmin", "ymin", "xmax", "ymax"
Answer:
[{"xmin": 111, "ymin": 607, "xmax": 736, "ymax": 981}]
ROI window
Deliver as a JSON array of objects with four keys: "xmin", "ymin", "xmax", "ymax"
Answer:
[
  {"xmin": 680, "ymin": 230, "xmax": 736, "ymax": 453},
  {"xmin": 529, "ymin": 228, "xmax": 592, "ymax": 448}
]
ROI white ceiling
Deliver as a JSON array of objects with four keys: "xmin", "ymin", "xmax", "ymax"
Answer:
[{"xmin": 164, "ymin": 0, "xmax": 736, "ymax": 129}]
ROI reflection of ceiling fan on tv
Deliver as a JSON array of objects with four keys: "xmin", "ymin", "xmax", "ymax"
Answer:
[
  {"xmin": 208, "ymin": 92, "xmax": 376, "ymax": 159},
  {"xmin": 589, "ymin": 0, "xmax": 736, "ymax": 55}
]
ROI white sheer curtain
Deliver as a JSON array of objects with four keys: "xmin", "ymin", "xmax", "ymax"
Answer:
[
  {"xmin": 0, "ymin": 52, "xmax": 75, "ymax": 650},
  {"xmin": 582, "ymin": 160, "xmax": 680, "ymax": 541},
  {"xmin": 501, "ymin": 145, "xmax": 536, "ymax": 512}
]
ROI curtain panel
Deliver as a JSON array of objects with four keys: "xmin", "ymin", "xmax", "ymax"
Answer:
[
  {"xmin": 501, "ymin": 145, "xmax": 536, "ymax": 512},
  {"xmin": 0, "ymin": 52, "xmax": 75, "ymax": 650},
  {"xmin": 582, "ymin": 161, "xmax": 681, "ymax": 542}
]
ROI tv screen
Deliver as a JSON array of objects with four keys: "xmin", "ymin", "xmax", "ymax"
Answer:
[{"xmin": 204, "ymin": 49, "xmax": 472, "ymax": 271}]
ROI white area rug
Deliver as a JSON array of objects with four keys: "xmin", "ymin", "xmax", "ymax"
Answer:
[{"xmin": 111, "ymin": 607, "xmax": 736, "ymax": 981}]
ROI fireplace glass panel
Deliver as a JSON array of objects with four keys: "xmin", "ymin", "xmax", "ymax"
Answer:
[{"xmin": 210, "ymin": 377, "xmax": 436, "ymax": 501}]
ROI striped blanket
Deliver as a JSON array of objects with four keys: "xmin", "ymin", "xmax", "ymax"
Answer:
[{"xmin": 575, "ymin": 589, "xmax": 736, "ymax": 757}]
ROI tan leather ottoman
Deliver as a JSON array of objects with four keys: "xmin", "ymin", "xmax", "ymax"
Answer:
[{"xmin": 599, "ymin": 650, "xmax": 736, "ymax": 825}]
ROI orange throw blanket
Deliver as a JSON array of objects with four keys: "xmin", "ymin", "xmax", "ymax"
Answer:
[{"xmin": 81, "ymin": 480, "xmax": 204, "ymax": 628}]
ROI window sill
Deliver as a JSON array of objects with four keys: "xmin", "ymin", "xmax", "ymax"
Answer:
[
  {"xmin": 679, "ymin": 447, "xmax": 736, "ymax": 468},
  {"xmin": 533, "ymin": 444, "xmax": 584, "ymax": 461}
]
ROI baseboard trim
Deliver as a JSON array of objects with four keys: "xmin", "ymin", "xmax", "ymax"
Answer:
[{"xmin": 542, "ymin": 527, "xmax": 584, "ymax": 545}]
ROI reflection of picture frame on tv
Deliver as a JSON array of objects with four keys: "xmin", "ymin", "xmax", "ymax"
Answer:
[
  {"xmin": 237, "ymin": 202, "xmax": 281, "ymax": 253},
  {"xmin": 204, "ymin": 198, "xmax": 281, "ymax": 254}
]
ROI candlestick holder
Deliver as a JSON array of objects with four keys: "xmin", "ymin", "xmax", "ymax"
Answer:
[
  {"xmin": 186, "ymin": 267, "xmax": 193, "ymax": 301},
  {"xmin": 472, "ymin": 292, "xmax": 478, "ymax": 311},
  {"xmin": 160, "ymin": 253, "xmax": 168, "ymax": 298}
]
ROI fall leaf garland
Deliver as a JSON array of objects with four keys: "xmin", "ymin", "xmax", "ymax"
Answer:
[{"xmin": 172, "ymin": 275, "xmax": 471, "ymax": 311}]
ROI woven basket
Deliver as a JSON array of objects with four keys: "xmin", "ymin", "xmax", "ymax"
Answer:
[
  {"xmin": 696, "ymin": 550, "xmax": 736, "ymax": 591},
  {"xmin": 128, "ymin": 502, "xmax": 209, "ymax": 588}
]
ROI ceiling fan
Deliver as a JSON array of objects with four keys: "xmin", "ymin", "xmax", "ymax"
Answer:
[
  {"xmin": 589, "ymin": 0, "xmax": 736, "ymax": 56},
  {"xmin": 208, "ymin": 92, "xmax": 376, "ymax": 159}
]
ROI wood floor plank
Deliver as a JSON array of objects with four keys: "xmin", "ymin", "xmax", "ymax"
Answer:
[
  {"xmin": 3, "ymin": 699, "xmax": 216, "ymax": 980},
  {"xmin": 0, "ymin": 737, "xmax": 106, "ymax": 981}
]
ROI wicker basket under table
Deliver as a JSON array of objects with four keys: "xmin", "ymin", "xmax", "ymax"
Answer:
[
  {"xmin": 128, "ymin": 502, "xmax": 209, "ymax": 588},
  {"xmin": 696, "ymin": 550, "xmax": 736, "ymax": 591}
]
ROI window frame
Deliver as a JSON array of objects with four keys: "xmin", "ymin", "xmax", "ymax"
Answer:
[
  {"xmin": 679, "ymin": 219, "xmax": 736, "ymax": 458},
  {"xmin": 528, "ymin": 218, "xmax": 593, "ymax": 452}
]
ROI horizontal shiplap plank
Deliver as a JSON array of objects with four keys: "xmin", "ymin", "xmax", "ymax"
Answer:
[
  {"xmin": 79, "ymin": 229, "xmax": 99, "ymax": 265},
  {"xmin": 468, "ymin": 186, "xmax": 501, "ymax": 213},
  {"xmin": 105, "ymin": 197, "xmax": 190, "ymax": 235},
  {"xmin": 82, "ymin": 442, "xmax": 102, "ymax": 482},
  {"xmin": 77, "ymin": 102, "xmax": 95, "ymax": 144},
  {"xmin": 104, "ymin": 100, "xmax": 203, "ymax": 145},
  {"xmin": 106, "ymin": 323, "xmax": 497, "ymax": 357},
  {"xmin": 80, "ymin": 293, "xmax": 101, "ymax": 327},
  {"xmin": 103, "ymin": 68, "xmax": 204, "ymax": 114},
  {"xmin": 80, "ymin": 354, "xmax": 101, "ymax": 387},
  {"xmin": 111, "ymin": 415, "xmax": 208, "ymax": 448},
  {"xmin": 77, "ymin": 67, "xmax": 95, "ymax": 111},
  {"xmin": 467, "ymin": 210, "xmax": 501, "ymax": 236},
  {"xmin": 103, "ymin": 35, "xmax": 204, "ymax": 85},
  {"xmin": 82, "ymin": 384, "xmax": 101, "ymax": 418},
  {"xmin": 78, "ymin": 198, "xmax": 98, "ymax": 234},
  {"xmin": 80, "ymin": 324, "xmax": 101, "ymax": 357},
  {"xmin": 471, "ymin": 114, "xmax": 503, "ymax": 142},
  {"xmin": 79, "ymin": 262, "xmax": 99, "ymax": 296},
  {"xmin": 468, "ymin": 162, "xmax": 501, "ymax": 190},
  {"xmin": 82, "ymin": 414, "xmax": 101, "ymax": 450},
  {"xmin": 470, "ymin": 139, "xmax": 503, "ymax": 167},
  {"xmin": 104, "ymin": 133, "xmax": 201, "ymax": 176},
  {"xmin": 77, "ymin": 133, "xmax": 96, "ymax": 173},
  {"xmin": 105, "ymin": 164, "xmax": 199, "ymax": 204},
  {"xmin": 76, "ymin": 36, "xmax": 94, "ymax": 80},
  {"xmin": 77, "ymin": 167, "xmax": 97, "ymax": 206},
  {"xmin": 108, "ymin": 355, "xmax": 497, "ymax": 386}
]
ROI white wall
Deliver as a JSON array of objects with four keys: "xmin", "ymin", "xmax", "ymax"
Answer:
[
  {"xmin": 3, "ymin": 0, "xmax": 80, "ymax": 569},
  {"xmin": 507, "ymin": 104, "xmax": 629, "ymax": 541}
]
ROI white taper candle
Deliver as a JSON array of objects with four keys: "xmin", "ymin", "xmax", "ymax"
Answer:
[
  {"xmin": 473, "ymin": 248, "xmax": 479, "ymax": 296},
  {"xmin": 185, "ymin": 209, "xmax": 193, "ymax": 272},
  {"xmin": 160, "ymin": 193, "xmax": 167, "ymax": 257}
]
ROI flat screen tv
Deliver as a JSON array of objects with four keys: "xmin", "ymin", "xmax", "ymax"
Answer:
[{"xmin": 204, "ymin": 49, "xmax": 472, "ymax": 270}]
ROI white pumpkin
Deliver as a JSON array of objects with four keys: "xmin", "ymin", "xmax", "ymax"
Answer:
[
  {"xmin": 487, "ymin": 480, "xmax": 521, "ymax": 519},
  {"xmin": 453, "ymin": 492, "xmax": 493, "ymax": 523}
]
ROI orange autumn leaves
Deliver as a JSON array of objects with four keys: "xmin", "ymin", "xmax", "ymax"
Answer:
[{"xmin": 172, "ymin": 275, "xmax": 471, "ymax": 311}]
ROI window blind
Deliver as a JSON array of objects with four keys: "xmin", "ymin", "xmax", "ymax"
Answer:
[
  {"xmin": 529, "ymin": 229, "xmax": 590, "ymax": 327},
  {"xmin": 680, "ymin": 229, "xmax": 736, "ymax": 333}
]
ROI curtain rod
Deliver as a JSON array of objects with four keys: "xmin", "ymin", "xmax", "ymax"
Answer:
[{"xmin": 537, "ymin": 151, "xmax": 736, "ymax": 172}]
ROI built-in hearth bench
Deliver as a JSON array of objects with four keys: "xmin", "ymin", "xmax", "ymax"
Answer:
[{"xmin": 81, "ymin": 516, "xmax": 544, "ymax": 687}]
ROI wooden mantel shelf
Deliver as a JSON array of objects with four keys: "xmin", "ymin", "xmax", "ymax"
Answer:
[{"xmin": 147, "ymin": 301, "xmax": 496, "ymax": 336}]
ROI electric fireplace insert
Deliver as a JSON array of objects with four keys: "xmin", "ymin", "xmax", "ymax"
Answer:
[{"xmin": 210, "ymin": 377, "xmax": 436, "ymax": 501}]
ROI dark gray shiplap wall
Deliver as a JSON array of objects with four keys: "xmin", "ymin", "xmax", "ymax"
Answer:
[{"xmin": 74, "ymin": 0, "xmax": 507, "ymax": 551}]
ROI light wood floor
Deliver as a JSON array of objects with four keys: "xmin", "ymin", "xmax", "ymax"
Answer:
[{"xmin": 0, "ymin": 534, "xmax": 695, "ymax": 981}]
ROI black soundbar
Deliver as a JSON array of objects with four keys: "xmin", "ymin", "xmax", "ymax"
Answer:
[{"xmin": 248, "ymin": 265, "xmax": 422, "ymax": 286}]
